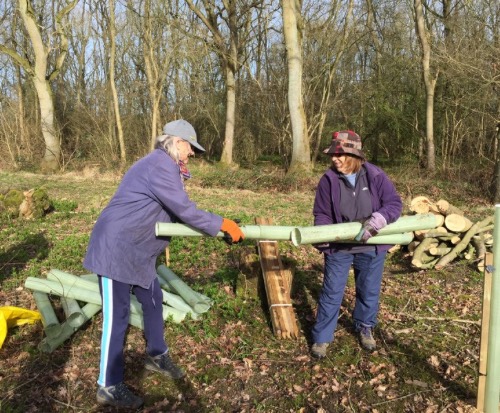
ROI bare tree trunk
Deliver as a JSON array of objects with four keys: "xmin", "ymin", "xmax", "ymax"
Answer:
[
  {"xmin": 109, "ymin": 0, "xmax": 126, "ymax": 165},
  {"xmin": 142, "ymin": 0, "xmax": 173, "ymax": 150},
  {"xmin": 282, "ymin": 0, "xmax": 311, "ymax": 174},
  {"xmin": 414, "ymin": 0, "xmax": 438, "ymax": 171},
  {"xmin": 34, "ymin": 80, "xmax": 60, "ymax": 171},
  {"xmin": 74, "ymin": 0, "xmax": 90, "ymax": 107},
  {"xmin": 15, "ymin": 65, "xmax": 25, "ymax": 165},
  {"xmin": 19, "ymin": 0, "xmax": 58, "ymax": 171},
  {"xmin": 143, "ymin": 0, "xmax": 160, "ymax": 150},
  {"xmin": 220, "ymin": 53, "xmax": 237, "ymax": 165},
  {"xmin": 184, "ymin": 0, "xmax": 258, "ymax": 166},
  {"xmin": 2, "ymin": 0, "xmax": 77, "ymax": 171}
]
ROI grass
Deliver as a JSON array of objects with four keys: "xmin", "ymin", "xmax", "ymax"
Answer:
[{"xmin": 0, "ymin": 160, "xmax": 492, "ymax": 412}]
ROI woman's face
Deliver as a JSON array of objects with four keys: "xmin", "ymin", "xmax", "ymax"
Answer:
[
  {"xmin": 331, "ymin": 154, "xmax": 350, "ymax": 174},
  {"xmin": 176, "ymin": 139, "xmax": 194, "ymax": 163}
]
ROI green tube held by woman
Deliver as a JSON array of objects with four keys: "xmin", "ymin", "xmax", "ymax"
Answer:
[
  {"xmin": 156, "ymin": 214, "xmax": 440, "ymax": 246},
  {"xmin": 155, "ymin": 223, "xmax": 296, "ymax": 241},
  {"xmin": 291, "ymin": 213, "xmax": 441, "ymax": 246}
]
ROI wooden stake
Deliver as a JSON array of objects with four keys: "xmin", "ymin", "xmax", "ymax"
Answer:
[
  {"xmin": 255, "ymin": 217, "xmax": 299, "ymax": 339},
  {"xmin": 477, "ymin": 252, "xmax": 493, "ymax": 411}
]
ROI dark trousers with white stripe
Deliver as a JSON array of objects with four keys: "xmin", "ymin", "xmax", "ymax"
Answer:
[{"xmin": 97, "ymin": 276, "xmax": 168, "ymax": 387}]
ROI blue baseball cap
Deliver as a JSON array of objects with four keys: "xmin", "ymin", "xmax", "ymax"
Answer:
[{"xmin": 163, "ymin": 119, "xmax": 205, "ymax": 153}]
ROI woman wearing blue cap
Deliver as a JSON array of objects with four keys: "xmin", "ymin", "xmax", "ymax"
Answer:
[{"xmin": 84, "ymin": 119, "xmax": 244, "ymax": 409}]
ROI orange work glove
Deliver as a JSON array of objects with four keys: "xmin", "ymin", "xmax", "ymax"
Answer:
[{"xmin": 220, "ymin": 218, "xmax": 245, "ymax": 244}]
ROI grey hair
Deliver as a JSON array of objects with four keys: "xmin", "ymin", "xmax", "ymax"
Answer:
[{"xmin": 155, "ymin": 134, "xmax": 181, "ymax": 163}]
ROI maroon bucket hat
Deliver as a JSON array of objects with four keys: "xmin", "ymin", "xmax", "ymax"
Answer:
[{"xmin": 323, "ymin": 130, "xmax": 365, "ymax": 160}]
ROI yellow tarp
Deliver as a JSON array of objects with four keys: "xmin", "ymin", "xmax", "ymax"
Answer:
[{"xmin": 0, "ymin": 306, "xmax": 41, "ymax": 349}]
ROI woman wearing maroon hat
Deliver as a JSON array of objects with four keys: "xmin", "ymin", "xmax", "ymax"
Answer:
[{"xmin": 310, "ymin": 130, "xmax": 402, "ymax": 359}]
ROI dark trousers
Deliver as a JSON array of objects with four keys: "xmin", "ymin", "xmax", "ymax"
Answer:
[
  {"xmin": 312, "ymin": 250, "xmax": 387, "ymax": 344},
  {"xmin": 97, "ymin": 276, "xmax": 168, "ymax": 387}
]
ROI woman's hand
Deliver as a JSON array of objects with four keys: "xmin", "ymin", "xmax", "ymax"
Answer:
[
  {"xmin": 221, "ymin": 218, "xmax": 245, "ymax": 244},
  {"xmin": 355, "ymin": 212, "xmax": 387, "ymax": 242}
]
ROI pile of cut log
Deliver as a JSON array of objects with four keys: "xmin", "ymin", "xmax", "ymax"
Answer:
[{"xmin": 408, "ymin": 196, "xmax": 493, "ymax": 271}]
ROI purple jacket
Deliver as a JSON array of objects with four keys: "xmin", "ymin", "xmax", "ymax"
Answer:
[
  {"xmin": 313, "ymin": 162, "xmax": 402, "ymax": 253},
  {"xmin": 83, "ymin": 149, "xmax": 223, "ymax": 288}
]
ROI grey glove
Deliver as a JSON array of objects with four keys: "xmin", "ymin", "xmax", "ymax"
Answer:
[{"xmin": 355, "ymin": 212, "xmax": 387, "ymax": 242}]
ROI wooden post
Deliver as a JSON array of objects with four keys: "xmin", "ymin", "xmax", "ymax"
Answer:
[
  {"xmin": 477, "ymin": 252, "xmax": 493, "ymax": 411},
  {"xmin": 255, "ymin": 217, "xmax": 299, "ymax": 339}
]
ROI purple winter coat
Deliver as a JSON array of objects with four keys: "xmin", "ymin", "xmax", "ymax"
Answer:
[
  {"xmin": 313, "ymin": 162, "xmax": 403, "ymax": 254},
  {"xmin": 83, "ymin": 149, "xmax": 223, "ymax": 288}
]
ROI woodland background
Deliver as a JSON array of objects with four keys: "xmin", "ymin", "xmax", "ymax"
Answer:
[{"xmin": 0, "ymin": 0, "xmax": 499, "ymax": 194}]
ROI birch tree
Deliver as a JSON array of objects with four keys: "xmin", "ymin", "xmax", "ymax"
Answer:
[
  {"xmin": 0, "ymin": 0, "xmax": 77, "ymax": 171},
  {"xmin": 414, "ymin": 0, "xmax": 438, "ymax": 171},
  {"xmin": 282, "ymin": 0, "xmax": 311, "ymax": 173},
  {"xmin": 109, "ymin": 0, "xmax": 126, "ymax": 164}
]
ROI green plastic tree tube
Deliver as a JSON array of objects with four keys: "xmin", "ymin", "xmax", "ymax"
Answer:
[
  {"xmin": 60, "ymin": 297, "xmax": 87, "ymax": 328},
  {"xmin": 155, "ymin": 273, "xmax": 172, "ymax": 291},
  {"xmin": 79, "ymin": 273, "xmax": 98, "ymax": 282},
  {"xmin": 162, "ymin": 290, "xmax": 199, "ymax": 315},
  {"xmin": 130, "ymin": 299, "xmax": 190, "ymax": 322},
  {"xmin": 334, "ymin": 233, "xmax": 414, "ymax": 245},
  {"xmin": 54, "ymin": 270, "xmax": 191, "ymax": 321},
  {"xmin": 38, "ymin": 303, "xmax": 101, "ymax": 353},
  {"xmin": 33, "ymin": 291, "xmax": 61, "ymax": 338},
  {"xmin": 484, "ymin": 204, "xmax": 500, "ymax": 412},
  {"xmin": 72, "ymin": 268, "xmax": 197, "ymax": 319},
  {"xmin": 155, "ymin": 272, "xmax": 212, "ymax": 308},
  {"xmin": 25, "ymin": 277, "xmax": 102, "ymax": 305},
  {"xmin": 129, "ymin": 312, "xmax": 144, "ymax": 330},
  {"xmin": 291, "ymin": 214, "xmax": 440, "ymax": 246},
  {"xmin": 129, "ymin": 309, "xmax": 196, "ymax": 330},
  {"xmin": 157, "ymin": 265, "xmax": 211, "ymax": 313},
  {"xmin": 48, "ymin": 269, "xmax": 100, "ymax": 292},
  {"xmin": 194, "ymin": 290, "xmax": 213, "ymax": 306},
  {"xmin": 156, "ymin": 271, "xmax": 211, "ymax": 308},
  {"xmin": 155, "ymin": 223, "xmax": 295, "ymax": 240},
  {"xmin": 27, "ymin": 274, "xmax": 190, "ymax": 323}
]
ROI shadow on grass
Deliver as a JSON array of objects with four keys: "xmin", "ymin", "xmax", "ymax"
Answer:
[
  {"xmin": 0, "ymin": 232, "xmax": 49, "ymax": 284},
  {"xmin": 127, "ymin": 348, "xmax": 208, "ymax": 412},
  {"xmin": 0, "ymin": 327, "xmax": 72, "ymax": 412},
  {"xmin": 377, "ymin": 326, "xmax": 477, "ymax": 406}
]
